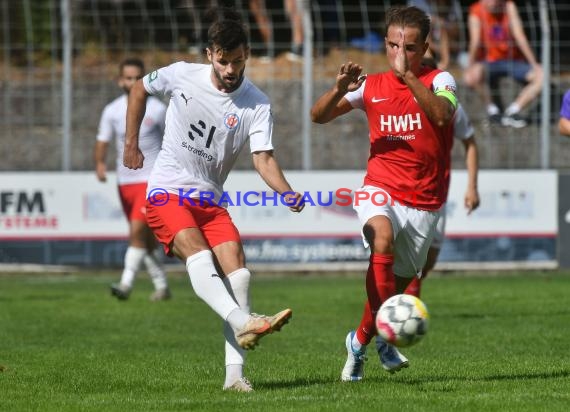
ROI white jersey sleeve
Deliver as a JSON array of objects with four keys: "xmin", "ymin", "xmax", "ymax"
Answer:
[
  {"xmin": 96, "ymin": 104, "xmax": 114, "ymax": 143},
  {"xmin": 432, "ymin": 71, "xmax": 457, "ymax": 96},
  {"xmin": 453, "ymin": 104, "xmax": 475, "ymax": 141},
  {"xmin": 344, "ymin": 80, "xmax": 366, "ymax": 110},
  {"xmin": 143, "ymin": 62, "xmax": 182, "ymax": 96},
  {"xmin": 248, "ymin": 104, "xmax": 273, "ymax": 152}
]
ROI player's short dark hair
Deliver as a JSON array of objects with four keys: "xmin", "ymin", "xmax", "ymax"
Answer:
[
  {"xmin": 119, "ymin": 58, "xmax": 144, "ymax": 75},
  {"xmin": 422, "ymin": 57, "xmax": 437, "ymax": 70},
  {"xmin": 206, "ymin": 8, "xmax": 249, "ymax": 53},
  {"xmin": 385, "ymin": 6, "xmax": 431, "ymax": 42}
]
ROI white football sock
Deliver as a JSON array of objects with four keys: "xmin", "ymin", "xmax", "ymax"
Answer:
[
  {"xmin": 185, "ymin": 250, "xmax": 244, "ymax": 325},
  {"xmin": 144, "ymin": 248, "xmax": 168, "ymax": 290},
  {"xmin": 120, "ymin": 246, "xmax": 146, "ymax": 289},
  {"xmin": 222, "ymin": 268, "xmax": 252, "ymax": 373},
  {"xmin": 225, "ymin": 268, "xmax": 251, "ymax": 312},
  {"xmin": 224, "ymin": 363, "xmax": 243, "ymax": 388},
  {"xmin": 505, "ymin": 102, "xmax": 521, "ymax": 116},
  {"xmin": 487, "ymin": 103, "xmax": 500, "ymax": 116}
]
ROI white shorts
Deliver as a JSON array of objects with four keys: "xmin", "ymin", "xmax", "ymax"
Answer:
[
  {"xmin": 431, "ymin": 204, "xmax": 447, "ymax": 249},
  {"xmin": 353, "ymin": 185, "xmax": 440, "ymax": 278}
]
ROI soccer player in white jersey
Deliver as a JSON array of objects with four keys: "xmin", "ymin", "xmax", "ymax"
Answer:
[
  {"xmin": 312, "ymin": 6, "xmax": 458, "ymax": 381},
  {"xmin": 94, "ymin": 58, "xmax": 171, "ymax": 302},
  {"xmin": 123, "ymin": 9, "xmax": 304, "ymax": 392}
]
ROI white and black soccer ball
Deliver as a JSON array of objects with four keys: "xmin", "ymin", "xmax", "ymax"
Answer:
[{"xmin": 375, "ymin": 294, "xmax": 429, "ymax": 348}]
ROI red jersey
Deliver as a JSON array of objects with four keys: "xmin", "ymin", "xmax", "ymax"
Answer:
[
  {"xmin": 470, "ymin": 0, "xmax": 524, "ymax": 62},
  {"xmin": 345, "ymin": 67, "xmax": 456, "ymax": 211}
]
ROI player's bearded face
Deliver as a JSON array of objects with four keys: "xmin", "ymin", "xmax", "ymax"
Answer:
[
  {"xmin": 119, "ymin": 66, "xmax": 143, "ymax": 94},
  {"xmin": 208, "ymin": 45, "xmax": 249, "ymax": 92}
]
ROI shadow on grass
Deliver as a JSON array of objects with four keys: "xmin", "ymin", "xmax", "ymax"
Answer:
[
  {"xmin": 438, "ymin": 311, "xmax": 570, "ymax": 319},
  {"xmin": 396, "ymin": 368, "xmax": 570, "ymax": 385},
  {"xmin": 254, "ymin": 369, "xmax": 570, "ymax": 390},
  {"xmin": 255, "ymin": 376, "xmax": 335, "ymax": 390}
]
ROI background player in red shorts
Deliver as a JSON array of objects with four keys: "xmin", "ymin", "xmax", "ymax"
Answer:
[
  {"xmin": 123, "ymin": 9, "xmax": 304, "ymax": 392},
  {"xmin": 311, "ymin": 6, "xmax": 457, "ymax": 381},
  {"xmin": 94, "ymin": 57, "xmax": 171, "ymax": 301}
]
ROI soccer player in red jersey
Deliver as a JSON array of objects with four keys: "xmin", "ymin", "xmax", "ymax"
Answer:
[{"xmin": 311, "ymin": 6, "xmax": 457, "ymax": 381}]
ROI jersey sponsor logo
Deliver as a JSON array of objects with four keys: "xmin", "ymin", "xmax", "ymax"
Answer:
[
  {"xmin": 379, "ymin": 113, "xmax": 422, "ymax": 133},
  {"xmin": 371, "ymin": 97, "xmax": 389, "ymax": 103},
  {"xmin": 435, "ymin": 84, "xmax": 456, "ymax": 93},
  {"xmin": 148, "ymin": 70, "xmax": 158, "ymax": 82},
  {"xmin": 224, "ymin": 113, "xmax": 240, "ymax": 130},
  {"xmin": 188, "ymin": 120, "xmax": 216, "ymax": 148},
  {"xmin": 180, "ymin": 92, "xmax": 191, "ymax": 105}
]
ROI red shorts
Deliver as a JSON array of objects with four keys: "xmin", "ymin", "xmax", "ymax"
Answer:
[
  {"xmin": 146, "ymin": 193, "xmax": 241, "ymax": 256},
  {"xmin": 118, "ymin": 182, "xmax": 148, "ymax": 222}
]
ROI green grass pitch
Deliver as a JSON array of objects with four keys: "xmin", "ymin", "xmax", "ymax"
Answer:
[{"xmin": 1, "ymin": 270, "xmax": 569, "ymax": 411}]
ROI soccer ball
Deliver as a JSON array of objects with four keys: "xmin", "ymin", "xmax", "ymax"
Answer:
[{"xmin": 375, "ymin": 294, "xmax": 429, "ymax": 348}]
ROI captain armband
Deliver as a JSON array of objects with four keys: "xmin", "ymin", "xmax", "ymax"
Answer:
[{"xmin": 434, "ymin": 89, "xmax": 458, "ymax": 109}]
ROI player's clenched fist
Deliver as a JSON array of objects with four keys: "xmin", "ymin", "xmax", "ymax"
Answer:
[
  {"xmin": 284, "ymin": 191, "xmax": 305, "ymax": 213},
  {"xmin": 123, "ymin": 146, "xmax": 144, "ymax": 170}
]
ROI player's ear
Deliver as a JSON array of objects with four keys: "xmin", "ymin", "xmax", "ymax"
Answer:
[{"xmin": 206, "ymin": 48, "xmax": 213, "ymax": 63}]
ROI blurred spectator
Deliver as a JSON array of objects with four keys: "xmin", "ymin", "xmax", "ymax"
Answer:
[
  {"xmin": 463, "ymin": 0, "xmax": 543, "ymax": 128},
  {"xmin": 284, "ymin": 0, "xmax": 304, "ymax": 61},
  {"xmin": 559, "ymin": 90, "xmax": 570, "ymax": 137},
  {"xmin": 180, "ymin": 0, "xmax": 237, "ymax": 54},
  {"xmin": 408, "ymin": 0, "xmax": 463, "ymax": 70},
  {"xmin": 348, "ymin": 0, "xmax": 383, "ymax": 53},
  {"xmin": 248, "ymin": 0, "xmax": 273, "ymax": 61},
  {"xmin": 314, "ymin": 0, "xmax": 341, "ymax": 55}
]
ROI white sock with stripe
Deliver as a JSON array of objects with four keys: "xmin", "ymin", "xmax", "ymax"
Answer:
[
  {"xmin": 223, "ymin": 268, "xmax": 252, "ymax": 386},
  {"xmin": 185, "ymin": 250, "xmax": 248, "ymax": 328}
]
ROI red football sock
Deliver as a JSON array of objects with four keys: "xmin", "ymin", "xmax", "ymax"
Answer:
[
  {"xmin": 404, "ymin": 276, "xmax": 422, "ymax": 297},
  {"xmin": 355, "ymin": 253, "xmax": 395, "ymax": 345}
]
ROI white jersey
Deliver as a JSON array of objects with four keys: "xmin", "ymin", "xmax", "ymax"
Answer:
[
  {"xmin": 453, "ymin": 103, "xmax": 474, "ymax": 141},
  {"xmin": 142, "ymin": 62, "xmax": 273, "ymax": 201},
  {"xmin": 97, "ymin": 94, "xmax": 166, "ymax": 184}
]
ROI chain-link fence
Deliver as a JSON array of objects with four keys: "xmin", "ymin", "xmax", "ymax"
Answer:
[{"xmin": 1, "ymin": 0, "xmax": 570, "ymax": 172}]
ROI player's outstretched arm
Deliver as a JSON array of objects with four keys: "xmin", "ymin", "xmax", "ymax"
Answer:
[
  {"xmin": 252, "ymin": 150, "xmax": 304, "ymax": 213},
  {"xmin": 310, "ymin": 62, "xmax": 364, "ymax": 124},
  {"xmin": 124, "ymin": 79, "xmax": 148, "ymax": 170},
  {"xmin": 462, "ymin": 136, "xmax": 480, "ymax": 214},
  {"xmin": 94, "ymin": 141, "xmax": 108, "ymax": 182}
]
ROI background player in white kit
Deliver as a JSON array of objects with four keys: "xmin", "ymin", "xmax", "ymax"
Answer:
[
  {"xmin": 403, "ymin": 102, "xmax": 480, "ymax": 298},
  {"xmin": 94, "ymin": 58, "xmax": 171, "ymax": 302},
  {"xmin": 123, "ymin": 9, "xmax": 304, "ymax": 392}
]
